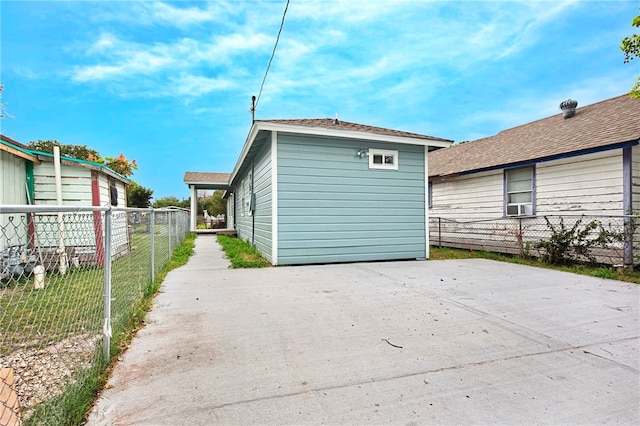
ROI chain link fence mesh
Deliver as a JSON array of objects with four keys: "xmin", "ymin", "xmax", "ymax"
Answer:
[
  {"xmin": 0, "ymin": 206, "xmax": 190, "ymax": 424},
  {"xmin": 430, "ymin": 215, "xmax": 639, "ymax": 267}
]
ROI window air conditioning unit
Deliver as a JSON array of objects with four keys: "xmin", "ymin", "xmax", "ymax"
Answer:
[{"xmin": 507, "ymin": 203, "xmax": 533, "ymax": 216}]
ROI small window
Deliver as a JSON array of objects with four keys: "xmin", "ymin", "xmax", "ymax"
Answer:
[
  {"xmin": 109, "ymin": 179, "xmax": 118, "ymax": 206},
  {"xmin": 369, "ymin": 149, "xmax": 398, "ymax": 170},
  {"xmin": 428, "ymin": 181, "xmax": 433, "ymax": 209},
  {"xmin": 505, "ymin": 166, "xmax": 534, "ymax": 216}
]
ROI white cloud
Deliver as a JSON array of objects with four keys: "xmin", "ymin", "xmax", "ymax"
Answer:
[
  {"xmin": 149, "ymin": 2, "xmax": 227, "ymax": 27},
  {"xmin": 170, "ymin": 73, "xmax": 236, "ymax": 97}
]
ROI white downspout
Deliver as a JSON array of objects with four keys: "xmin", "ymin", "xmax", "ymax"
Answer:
[{"xmin": 53, "ymin": 146, "xmax": 67, "ymax": 274}]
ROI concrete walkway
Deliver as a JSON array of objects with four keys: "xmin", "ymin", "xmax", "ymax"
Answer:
[{"xmin": 88, "ymin": 235, "xmax": 639, "ymax": 425}]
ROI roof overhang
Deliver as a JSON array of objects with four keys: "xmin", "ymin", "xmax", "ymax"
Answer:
[
  {"xmin": 184, "ymin": 180, "xmax": 230, "ymax": 190},
  {"xmin": 230, "ymin": 121, "xmax": 453, "ymax": 184},
  {"xmin": 0, "ymin": 139, "xmax": 40, "ymax": 163},
  {"xmin": 35, "ymin": 153, "xmax": 130, "ymax": 184}
]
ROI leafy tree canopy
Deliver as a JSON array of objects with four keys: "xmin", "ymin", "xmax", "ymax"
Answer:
[
  {"xmin": 28, "ymin": 139, "xmax": 100, "ymax": 161},
  {"xmin": 202, "ymin": 190, "xmax": 226, "ymax": 217},
  {"xmin": 152, "ymin": 196, "xmax": 189, "ymax": 209},
  {"xmin": 620, "ymin": 8, "xmax": 640, "ymax": 98},
  {"xmin": 127, "ymin": 181, "xmax": 153, "ymax": 208},
  {"xmin": 27, "ymin": 140, "xmax": 138, "ymax": 177}
]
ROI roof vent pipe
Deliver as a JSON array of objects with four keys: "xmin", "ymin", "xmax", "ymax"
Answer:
[
  {"xmin": 559, "ymin": 99, "xmax": 578, "ymax": 119},
  {"xmin": 334, "ymin": 113, "xmax": 340, "ymax": 125}
]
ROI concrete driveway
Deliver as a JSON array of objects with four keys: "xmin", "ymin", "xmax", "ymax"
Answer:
[{"xmin": 88, "ymin": 235, "xmax": 639, "ymax": 425}]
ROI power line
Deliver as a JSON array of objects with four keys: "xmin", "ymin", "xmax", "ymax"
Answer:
[{"xmin": 253, "ymin": 0, "xmax": 290, "ymax": 115}]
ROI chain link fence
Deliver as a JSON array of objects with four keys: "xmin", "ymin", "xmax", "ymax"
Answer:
[
  {"xmin": 0, "ymin": 205, "xmax": 190, "ymax": 425},
  {"xmin": 430, "ymin": 215, "xmax": 639, "ymax": 267}
]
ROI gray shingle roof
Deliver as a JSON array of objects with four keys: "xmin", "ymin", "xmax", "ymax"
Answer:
[
  {"xmin": 429, "ymin": 94, "xmax": 640, "ymax": 178},
  {"xmin": 183, "ymin": 172, "xmax": 230, "ymax": 183},
  {"xmin": 257, "ymin": 118, "xmax": 452, "ymax": 142}
]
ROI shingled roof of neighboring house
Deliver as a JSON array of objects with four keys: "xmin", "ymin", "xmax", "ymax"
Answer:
[
  {"xmin": 429, "ymin": 94, "xmax": 640, "ymax": 178},
  {"xmin": 183, "ymin": 172, "xmax": 231, "ymax": 184},
  {"xmin": 258, "ymin": 118, "xmax": 453, "ymax": 142}
]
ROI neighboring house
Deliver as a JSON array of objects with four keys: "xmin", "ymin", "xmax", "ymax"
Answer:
[
  {"xmin": 428, "ymin": 94, "xmax": 640, "ymax": 263},
  {"xmin": 0, "ymin": 134, "xmax": 130, "ymax": 269},
  {"xmin": 208, "ymin": 118, "xmax": 452, "ymax": 265},
  {"xmin": 0, "ymin": 135, "xmax": 40, "ymax": 253}
]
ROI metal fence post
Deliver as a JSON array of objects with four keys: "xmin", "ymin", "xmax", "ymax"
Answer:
[
  {"xmin": 150, "ymin": 209, "xmax": 155, "ymax": 283},
  {"xmin": 624, "ymin": 215, "xmax": 633, "ymax": 267},
  {"xmin": 168, "ymin": 210, "xmax": 173, "ymax": 260},
  {"xmin": 103, "ymin": 208, "xmax": 113, "ymax": 359}
]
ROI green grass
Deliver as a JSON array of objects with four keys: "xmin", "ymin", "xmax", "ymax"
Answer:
[
  {"xmin": 430, "ymin": 246, "xmax": 640, "ymax": 284},
  {"xmin": 0, "ymin": 230, "xmax": 196, "ymax": 425},
  {"xmin": 216, "ymin": 235, "xmax": 270, "ymax": 268}
]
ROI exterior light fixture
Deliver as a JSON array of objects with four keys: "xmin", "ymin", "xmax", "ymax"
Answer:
[{"xmin": 357, "ymin": 149, "xmax": 368, "ymax": 158}]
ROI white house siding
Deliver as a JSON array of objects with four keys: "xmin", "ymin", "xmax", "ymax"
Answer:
[
  {"xmin": 1, "ymin": 150, "xmax": 28, "ymax": 251},
  {"xmin": 429, "ymin": 170, "xmax": 503, "ymax": 219},
  {"xmin": 536, "ymin": 150, "xmax": 623, "ymax": 215},
  {"xmin": 429, "ymin": 170, "xmax": 507, "ymax": 252},
  {"xmin": 276, "ymin": 133, "xmax": 426, "ymax": 265},
  {"xmin": 97, "ymin": 173, "xmax": 129, "ymax": 257},
  {"xmin": 234, "ymin": 140, "xmax": 273, "ymax": 262},
  {"xmin": 32, "ymin": 162, "xmax": 95, "ymax": 252},
  {"xmin": 429, "ymin": 150, "xmax": 630, "ymax": 263},
  {"xmin": 97, "ymin": 174, "xmax": 127, "ymax": 208},
  {"xmin": 33, "ymin": 162, "xmax": 93, "ymax": 206},
  {"xmin": 32, "ymin": 162, "xmax": 129, "ymax": 264}
]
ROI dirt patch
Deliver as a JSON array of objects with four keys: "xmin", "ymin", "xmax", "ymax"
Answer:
[{"xmin": 0, "ymin": 334, "xmax": 100, "ymax": 421}]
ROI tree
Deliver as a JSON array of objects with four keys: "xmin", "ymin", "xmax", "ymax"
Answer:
[
  {"xmin": 152, "ymin": 196, "xmax": 189, "ymax": 209},
  {"xmin": 621, "ymin": 8, "xmax": 640, "ymax": 98},
  {"xmin": 127, "ymin": 181, "xmax": 153, "ymax": 208},
  {"xmin": 0, "ymin": 85, "xmax": 12, "ymax": 119},
  {"xmin": 28, "ymin": 140, "xmax": 100, "ymax": 160},
  {"xmin": 202, "ymin": 190, "xmax": 226, "ymax": 217},
  {"xmin": 104, "ymin": 153, "xmax": 138, "ymax": 177},
  {"xmin": 27, "ymin": 141, "xmax": 138, "ymax": 177}
]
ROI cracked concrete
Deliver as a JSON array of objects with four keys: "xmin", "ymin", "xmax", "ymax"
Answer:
[{"xmin": 88, "ymin": 235, "xmax": 639, "ymax": 425}]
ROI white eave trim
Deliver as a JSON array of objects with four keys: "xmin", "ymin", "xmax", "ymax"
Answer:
[
  {"xmin": 257, "ymin": 122, "xmax": 453, "ymax": 147},
  {"xmin": 230, "ymin": 121, "xmax": 452, "ymax": 184},
  {"xmin": 183, "ymin": 180, "xmax": 230, "ymax": 186}
]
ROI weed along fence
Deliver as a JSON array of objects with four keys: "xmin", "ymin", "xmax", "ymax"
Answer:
[
  {"xmin": 429, "ymin": 215, "xmax": 639, "ymax": 267},
  {"xmin": 0, "ymin": 204, "xmax": 190, "ymax": 425}
]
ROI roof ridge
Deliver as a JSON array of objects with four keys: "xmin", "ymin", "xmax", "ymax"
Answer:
[{"xmin": 255, "ymin": 117, "xmax": 453, "ymax": 142}]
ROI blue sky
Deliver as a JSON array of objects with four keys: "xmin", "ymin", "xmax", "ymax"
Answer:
[{"xmin": 1, "ymin": 0, "xmax": 639, "ymax": 200}]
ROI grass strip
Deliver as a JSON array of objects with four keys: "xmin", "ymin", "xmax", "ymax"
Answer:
[
  {"xmin": 430, "ymin": 247, "xmax": 640, "ymax": 284},
  {"xmin": 216, "ymin": 235, "xmax": 270, "ymax": 268}
]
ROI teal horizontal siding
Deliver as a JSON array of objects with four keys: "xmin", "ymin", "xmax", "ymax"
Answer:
[
  {"xmin": 253, "ymin": 140, "xmax": 273, "ymax": 262},
  {"xmin": 279, "ymin": 215, "xmax": 424, "ymax": 224},
  {"xmin": 276, "ymin": 133, "xmax": 425, "ymax": 265},
  {"xmin": 233, "ymin": 137, "xmax": 272, "ymax": 263},
  {"xmin": 279, "ymin": 184, "xmax": 425, "ymax": 196}
]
